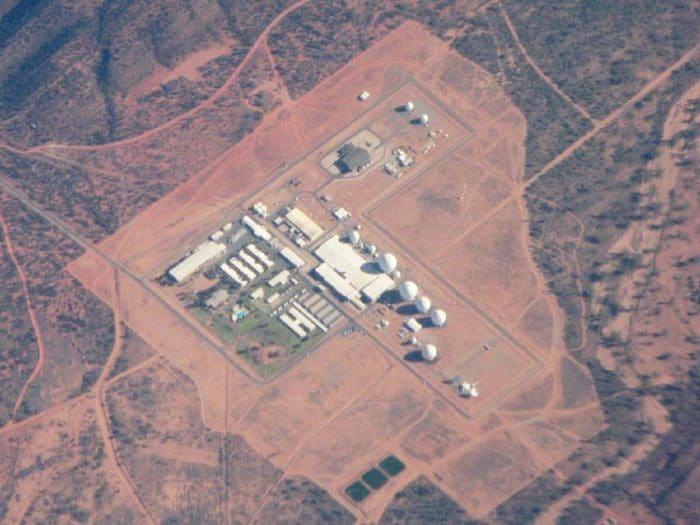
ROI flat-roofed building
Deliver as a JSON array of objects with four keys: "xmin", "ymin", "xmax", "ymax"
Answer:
[
  {"xmin": 168, "ymin": 241, "xmax": 226, "ymax": 283},
  {"xmin": 241, "ymin": 215, "xmax": 272, "ymax": 242},
  {"xmin": 220, "ymin": 263, "xmax": 246, "ymax": 287},
  {"xmin": 313, "ymin": 235, "xmax": 394, "ymax": 303},
  {"xmin": 230, "ymin": 257, "xmax": 256, "ymax": 281},
  {"xmin": 205, "ymin": 288, "xmax": 229, "ymax": 309},
  {"xmin": 279, "ymin": 246, "xmax": 305, "ymax": 268},
  {"xmin": 246, "ymin": 244, "xmax": 274, "ymax": 268},
  {"xmin": 405, "ymin": 318, "xmax": 422, "ymax": 332},
  {"xmin": 361, "ymin": 274, "xmax": 395, "ymax": 302},
  {"xmin": 268, "ymin": 270, "xmax": 290, "ymax": 287},
  {"xmin": 239, "ymin": 252, "xmax": 264, "ymax": 274},
  {"xmin": 285, "ymin": 208, "xmax": 324, "ymax": 242},
  {"xmin": 314, "ymin": 262, "xmax": 358, "ymax": 301},
  {"xmin": 279, "ymin": 313, "xmax": 307, "ymax": 338}
]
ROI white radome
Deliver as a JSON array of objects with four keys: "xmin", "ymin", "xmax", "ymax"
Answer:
[
  {"xmin": 421, "ymin": 344, "xmax": 438, "ymax": 361},
  {"xmin": 348, "ymin": 230, "xmax": 361, "ymax": 244},
  {"xmin": 470, "ymin": 386, "xmax": 480, "ymax": 398},
  {"xmin": 458, "ymin": 382, "xmax": 472, "ymax": 394},
  {"xmin": 430, "ymin": 309, "xmax": 447, "ymax": 327},
  {"xmin": 415, "ymin": 296, "xmax": 431, "ymax": 314},
  {"xmin": 405, "ymin": 101, "xmax": 414, "ymax": 112},
  {"xmin": 399, "ymin": 281, "xmax": 418, "ymax": 301},
  {"xmin": 367, "ymin": 244, "xmax": 377, "ymax": 255},
  {"xmin": 420, "ymin": 113, "xmax": 429, "ymax": 124},
  {"xmin": 377, "ymin": 253, "xmax": 398, "ymax": 273}
]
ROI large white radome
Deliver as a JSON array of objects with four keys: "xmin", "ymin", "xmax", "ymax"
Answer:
[
  {"xmin": 398, "ymin": 281, "xmax": 418, "ymax": 301},
  {"xmin": 421, "ymin": 344, "xmax": 438, "ymax": 361},
  {"xmin": 415, "ymin": 296, "xmax": 431, "ymax": 314},
  {"xmin": 430, "ymin": 309, "xmax": 447, "ymax": 327},
  {"xmin": 377, "ymin": 253, "xmax": 398, "ymax": 273}
]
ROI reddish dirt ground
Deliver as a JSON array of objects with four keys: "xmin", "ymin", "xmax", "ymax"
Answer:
[{"xmin": 67, "ymin": 21, "xmax": 604, "ymax": 521}]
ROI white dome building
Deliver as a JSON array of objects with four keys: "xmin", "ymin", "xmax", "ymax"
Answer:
[
  {"xmin": 421, "ymin": 344, "xmax": 438, "ymax": 362},
  {"xmin": 430, "ymin": 309, "xmax": 447, "ymax": 327},
  {"xmin": 469, "ymin": 385, "xmax": 480, "ymax": 398},
  {"xmin": 377, "ymin": 253, "xmax": 398, "ymax": 273},
  {"xmin": 420, "ymin": 113, "xmax": 429, "ymax": 124},
  {"xmin": 348, "ymin": 230, "xmax": 360, "ymax": 245},
  {"xmin": 398, "ymin": 281, "xmax": 418, "ymax": 301},
  {"xmin": 405, "ymin": 101, "xmax": 414, "ymax": 112},
  {"xmin": 415, "ymin": 296, "xmax": 431, "ymax": 314}
]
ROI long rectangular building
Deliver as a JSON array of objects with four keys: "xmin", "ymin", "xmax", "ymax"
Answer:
[
  {"xmin": 169, "ymin": 241, "xmax": 226, "ymax": 283},
  {"xmin": 230, "ymin": 257, "xmax": 256, "ymax": 281},
  {"xmin": 279, "ymin": 246, "xmax": 306, "ymax": 268},
  {"xmin": 246, "ymin": 244, "xmax": 274, "ymax": 268},
  {"xmin": 242, "ymin": 215, "xmax": 272, "ymax": 242},
  {"xmin": 220, "ymin": 263, "xmax": 246, "ymax": 287}
]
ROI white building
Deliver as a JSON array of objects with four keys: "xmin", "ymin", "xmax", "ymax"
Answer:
[
  {"xmin": 246, "ymin": 244, "xmax": 274, "ymax": 268},
  {"xmin": 286, "ymin": 208, "xmax": 324, "ymax": 242},
  {"xmin": 314, "ymin": 235, "xmax": 394, "ymax": 303},
  {"xmin": 168, "ymin": 241, "xmax": 226, "ymax": 283},
  {"xmin": 268, "ymin": 270, "xmax": 290, "ymax": 287},
  {"xmin": 242, "ymin": 215, "xmax": 272, "ymax": 242},
  {"xmin": 219, "ymin": 263, "xmax": 246, "ymax": 287},
  {"xmin": 279, "ymin": 246, "xmax": 305, "ymax": 268}
]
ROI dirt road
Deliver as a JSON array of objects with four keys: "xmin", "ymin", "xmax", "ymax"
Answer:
[
  {"xmin": 526, "ymin": 43, "xmax": 700, "ymax": 188},
  {"xmin": 94, "ymin": 270, "xmax": 156, "ymax": 524},
  {"xmin": 0, "ymin": 206, "xmax": 47, "ymax": 421},
  {"xmin": 29, "ymin": 0, "xmax": 312, "ymax": 154},
  {"xmin": 499, "ymin": 2, "xmax": 596, "ymax": 123}
]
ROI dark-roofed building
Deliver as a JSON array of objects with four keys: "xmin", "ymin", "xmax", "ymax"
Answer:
[{"xmin": 335, "ymin": 143, "xmax": 371, "ymax": 173}]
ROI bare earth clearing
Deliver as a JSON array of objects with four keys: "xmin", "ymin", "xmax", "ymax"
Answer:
[{"xmin": 68, "ymin": 22, "xmax": 602, "ymax": 521}]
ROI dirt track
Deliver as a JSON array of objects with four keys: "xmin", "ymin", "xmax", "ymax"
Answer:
[
  {"xmin": 526, "ymin": 43, "xmax": 700, "ymax": 186},
  {"xmin": 93, "ymin": 269, "xmax": 156, "ymax": 524},
  {"xmin": 498, "ymin": 1, "xmax": 595, "ymax": 123},
  {"xmin": 27, "ymin": 0, "xmax": 312, "ymax": 155},
  {"xmin": 0, "ymin": 207, "xmax": 46, "ymax": 420}
]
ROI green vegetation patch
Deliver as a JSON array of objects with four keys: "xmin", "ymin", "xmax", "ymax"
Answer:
[
  {"xmin": 362, "ymin": 468, "xmax": 388, "ymax": 490},
  {"xmin": 379, "ymin": 455, "xmax": 405, "ymax": 477},
  {"xmin": 345, "ymin": 481, "xmax": 370, "ymax": 503}
]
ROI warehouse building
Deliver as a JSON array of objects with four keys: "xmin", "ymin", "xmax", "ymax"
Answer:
[
  {"xmin": 313, "ymin": 235, "xmax": 394, "ymax": 305},
  {"xmin": 285, "ymin": 207, "xmax": 324, "ymax": 242},
  {"xmin": 168, "ymin": 241, "xmax": 227, "ymax": 283}
]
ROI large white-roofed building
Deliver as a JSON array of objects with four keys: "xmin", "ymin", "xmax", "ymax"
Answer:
[
  {"xmin": 168, "ymin": 241, "xmax": 226, "ymax": 283},
  {"xmin": 285, "ymin": 208, "xmax": 324, "ymax": 242},
  {"xmin": 313, "ymin": 235, "xmax": 395, "ymax": 304}
]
